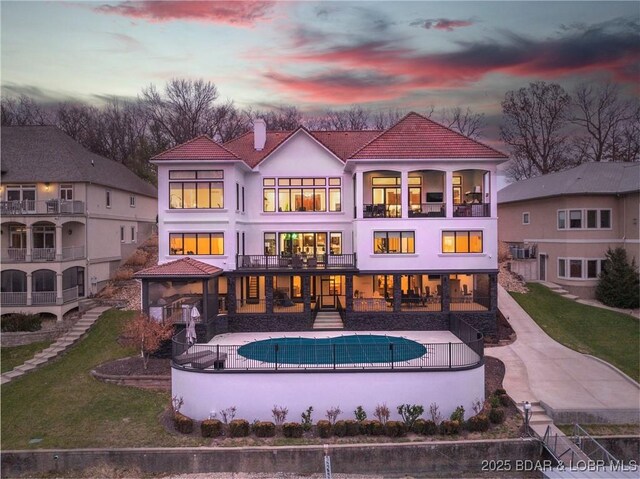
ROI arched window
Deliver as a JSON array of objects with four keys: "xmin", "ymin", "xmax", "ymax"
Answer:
[
  {"xmin": 62, "ymin": 266, "xmax": 85, "ymax": 297},
  {"xmin": 32, "ymin": 270, "xmax": 56, "ymax": 292},
  {"xmin": 1, "ymin": 270, "xmax": 26, "ymax": 292}
]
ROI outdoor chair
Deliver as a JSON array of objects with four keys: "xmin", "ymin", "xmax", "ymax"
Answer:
[{"xmin": 291, "ymin": 255, "xmax": 303, "ymax": 269}]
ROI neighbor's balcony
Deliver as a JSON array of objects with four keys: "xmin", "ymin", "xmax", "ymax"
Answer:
[
  {"xmin": 1, "ymin": 246, "xmax": 86, "ymax": 263},
  {"xmin": 0, "ymin": 200, "xmax": 85, "ymax": 216},
  {"xmin": 62, "ymin": 286, "xmax": 79, "ymax": 303},
  {"xmin": 62, "ymin": 245, "xmax": 86, "ymax": 261},
  {"xmin": 1, "ymin": 292, "xmax": 27, "ymax": 306},
  {"xmin": 236, "ymin": 254, "xmax": 357, "ymax": 271},
  {"xmin": 1, "ymin": 248, "xmax": 26, "ymax": 262},
  {"xmin": 32, "ymin": 291, "xmax": 56, "ymax": 305},
  {"xmin": 453, "ymin": 203, "xmax": 490, "ymax": 218},
  {"xmin": 32, "ymin": 248, "xmax": 56, "ymax": 262}
]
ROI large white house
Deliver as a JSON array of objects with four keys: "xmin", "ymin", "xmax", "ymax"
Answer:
[{"xmin": 140, "ymin": 112, "xmax": 506, "ymax": 336}]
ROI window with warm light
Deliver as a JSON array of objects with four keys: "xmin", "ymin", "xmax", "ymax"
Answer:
[
  {"xmin": 169, "ymin": 233, "xmax": 224, "ymax": 255},
  {"xmin": 169, "ymin": 170, "xmax": 224, "ymax": 209},
  {"xmin": 263, "ymin": 177, "xmax": 340, "ymax": 212},
  {"xmin": 373, "ymin": 231, "xmax": 415, "ymax": 254},
  {"xmin": 442, "ymin": 231, "xmax": 483, "ymax": 253}
]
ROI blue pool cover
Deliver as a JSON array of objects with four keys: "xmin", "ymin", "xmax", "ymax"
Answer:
[{"xmin": 237, "ymin": 335, "xmax": 426, "ymax": 364}]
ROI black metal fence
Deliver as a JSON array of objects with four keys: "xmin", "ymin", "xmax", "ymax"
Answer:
[
  {"xmin": 453, "ymin": 203, "xmax": 490, "ymax": 217},
  {"xmin": 237, "ymin": 254, "xmax": 357, "ymax": 270}
]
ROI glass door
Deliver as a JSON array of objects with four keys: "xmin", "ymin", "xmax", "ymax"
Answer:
[{"xmin": 320, "ymin": 277, "xmax": 336, "ymax": 309}]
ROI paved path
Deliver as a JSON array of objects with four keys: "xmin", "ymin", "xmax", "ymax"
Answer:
[
  {"xmin": 1, "ymin": 306, "xmax": 111, "ymax": 385},
  {"xmin": 488, "ymin": 286, "xmax": 639, "ymax": 425}
]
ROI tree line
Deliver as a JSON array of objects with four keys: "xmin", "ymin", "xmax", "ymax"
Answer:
[{"xmin": 1, "ymin": 78, "xmax": 638, "ymax": 183}]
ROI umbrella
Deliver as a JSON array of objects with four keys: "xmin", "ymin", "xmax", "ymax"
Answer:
[{"xmin": 186, "ymin": 306, "xmax": 199, "ymax": 344}]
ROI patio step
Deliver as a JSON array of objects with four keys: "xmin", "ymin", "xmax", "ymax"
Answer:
[
  {"xmin": 313, "ymin": 312, "xmax": 344, "ymax": 330},
  {"xmin": 0, "ymin": 306, "xmax": 110, "ymax": 385}
]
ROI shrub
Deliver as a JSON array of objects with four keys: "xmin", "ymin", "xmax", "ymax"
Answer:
[
  {"xmin": 201, "ymin": 419, "xmax": 223, "ymax": 437},
  {"xmin": 494, "ymin": 388, "xmax": 507, "ymax": 396},
  {"xmin": 252, "ymin": 421, "xmax": 276, "ymax": 438},
  {"xmin": 344, "ymin": 419, "xmax": 360, "ymax": 436},
  {"xmin": 220, "ymin": 407, "xmax": 237, "ymax": 424},
  {"xmin": 412, "ymin": 418, "xmax": 427, "ymax": 435},
  {"xmin": 122, "ymin": 312, "xmax": 174, "ymax": 369},
  {"xmin": 450, "ymin": 406, "xmax": 465, "ymax": 422},
  {"xmin": 1, "ymin": 313, "xmax": 43, "ymax": 332},
  {"xmin": 428, "ymin": 403, "xmax": 442, "ymax": 425},
  {"xmin": 354, "ymin": 405, "xmax": 367, "ymax": 422},
  {"xmin": 499, "ymin": 394, "xmax": 510, "ymax": 407},
  {"xmin": 423, "ymin": 420, "xmax": 438, "ymax": 436},
  {"xmin": 385, "ymin": 420, "xmax": 407, "ymax": 438},
  {"xmin": 173, "ymin": 413, "xmax": 193, "ymax": 434},
  {"xmin": 326, "ymin": 406, "xmax": 342, "ymax": 425},
  {"xmin": 489, "ymin": 408, "xmax": 505, "ymax": 424},
  {"xmin": 359, "ymin": 419, "xmax": 383, "ymax": 436},
  {"xmin": 439, "ymin": 420, "xmax": 460, "ymax": 435},
  {"xmin": 301, "ymin": 406, "xmax": 313, "ymax": 432},
  {"xmin": 374, "ymin": 403, "xmax": 390, "ymax": 425},
  {"xmin": 272, "ymin": 405, "xmax": 288, "ymax": 426},
  {"xmin": 595, "ymin": 247, "xmax": 640, "ymax": 308},
  {"xmin": 228, "ymin": 419, "xmax": 250, "ymax": 437},
  {"xmin": 333, "ymin": 420, "xmax": 347, "ymax": 437},
  {"xmin": 489, "ymin": 395, "xmax": 501, "ymax": 409},
  {"xmin": 282, "ymin": 422, "xmax": 303, "ymax": 438},
  {"xmin": 467, "ymin": 414, "xmax": 490, "ymax": 432},
  {"xmin": 316, "ymin": 420, "xmax": 332, "ymax": 438},
  {"xmin": 397, "ymin": 404, "xmax": 424, "ymax": 429}
]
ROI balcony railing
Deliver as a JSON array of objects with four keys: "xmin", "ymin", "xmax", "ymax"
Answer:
[
  {"xmin": 450, "ymin": 296, "xmax": 490, "ymax": 311},
  {"xmin": 62, "ymin": 245, "xmax": 86, "ymax": 261},
  {"xmin": 1, "ymin": 292, "xmax": 27, "ymax": 305},
  {"xmin": 62, "ymin": 286, "xmax": 79, "ymax": 303},
  {"xmin": 0, "ymin": 200, "xmax": 85, "ymax": 215},
  {"xmin": 363, "ymin": 204, "xmax": 401, "ymax": 218},
  {"xmin": 2, "ymin": 248, "xmax": 26, "ymax": 262},
  {"xmin": 32, "ymin": 291, "xmax": 56, "ymax": 305},
  {"xmin": 236, "ymin": 253, "xmax": 357, "ymax": 270},
  {"xmin": 409, "ymin": 203, "xmax": 446, "ymax": 218},
  {"xmin": 32, "ymin": 248, "xmax": 56, "ymax": 261},
  {"xmin": 453, "ymin": 203, "xmax": 490, "ymax": 217}
]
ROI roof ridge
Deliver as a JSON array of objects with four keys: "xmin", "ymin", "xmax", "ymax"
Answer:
[{"xmin": 152, "ymin": 134, "xmax": 239, "ymax": 160}]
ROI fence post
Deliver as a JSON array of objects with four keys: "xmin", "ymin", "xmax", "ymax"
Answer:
[
  {"xmin": 332, "ymin": 344, "xmax": 336, "ymax": 370},
  {"xmin": 448, "ymin": 342, "xmax": 452, "ymax": 369},
  {"xmin": 275, "ymin": 344, "xmax": 279, "ymax": 371},
  {"xmin": 390, "ymin": 343, "xmax": 394, "ymax": 369}
]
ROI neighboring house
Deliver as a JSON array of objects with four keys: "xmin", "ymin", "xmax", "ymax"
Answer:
[
  {"xmin": 498, "ymin": 162, "xmax": 640, "ymax": 299},
  {"xmin": 138, "ymin": 112, "xmax": 506, "ymax": 337},
  {"xmin": 1, "ymin": 126, "xmax": 157, "ymax": 321}
]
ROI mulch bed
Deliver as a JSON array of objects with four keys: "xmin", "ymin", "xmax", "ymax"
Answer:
[{"xmin": 94, "ymin": 356, "xmax": 171, "ymax": 376}]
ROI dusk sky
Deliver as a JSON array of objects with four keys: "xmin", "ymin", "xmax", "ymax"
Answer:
[{"xmin": 2, "ymin": 1, "xmax": 639, "ymax": 142}]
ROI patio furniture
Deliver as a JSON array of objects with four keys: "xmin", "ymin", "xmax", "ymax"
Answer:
[
  {"xmin": 191, "ymin": 351, "xmax": 228, "ymax": 370},
  {"xmin": 279, "ymin": 256, "xmax": 291, "ymax": 268},
  {"xmin": 174, "ymin": 349, "xmax": 212, "ymax": 365},
  {"xmin": 307, "ymin": 257, "xmax": 317, "ymax": 268},
  {"xmin": 291, "ymin": 255, "xmax": 303, "ymax": 269}
]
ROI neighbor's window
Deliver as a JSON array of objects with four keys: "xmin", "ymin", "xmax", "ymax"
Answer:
[
  {"xmin": 558, "ymin": 210, "xmax": 566, "ymax": 229},
  {"xmin": 558, "ymin": 259, "xmax": 566, "ymax": 278},
  {"xmin": 60, "ymin": 184, "xmax": 73, "ymax": 201},
  {"xmin": 169, "ymin": 170, "xmax": 224, "ymax": 209},
  {"xmin": 559, "ymin": 209, "xmax": 611, "ymax": 230},
  {"xmin": 120, "ymin": 226, "xmax": 125, "ymax": 242},
  {"xmin": 599, "ymin": 210, "xmax": 611, "ymax": 228},
  {"xmin": 169, "ymin": 233, "xmax": 224, "ymax": 255},
  {"xmin": 569, "ymin": 210, "xmax": 582, "ymax": 229},
  {"xmin": 522, "ymin": 212, "xmax": 530, "ymax": 225},
  {"xmin": 373, "ymin": 231, "xmax": 415, "ymax": 254},
  {"xmin": 106, "ymin": 190, "xmax": 112, "ymax": 208},
  {"xmin": 442, "ymin": 231, "xmax": 483, "ymax": 253}
]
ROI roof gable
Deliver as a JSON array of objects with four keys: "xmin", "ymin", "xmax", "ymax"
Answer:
[
  {"xmin": 152, "ymin": 135, "xmax": 239, "ymax": 161},
  {"xmin": 350, "ymin": 112, "xmax": 507, "ymax": 160},
  {"xmin": 223, "ymin": 130, "xmax": 293, "ymax": 168},
  {"xmin": 134, "ymin": 257, "xmax": 223, "ymax": 278}
]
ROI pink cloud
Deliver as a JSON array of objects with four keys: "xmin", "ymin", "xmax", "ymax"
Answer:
[
  {"xmin": 421, "ymin": 18, "xmax": 474, "ymax": 31},
  {"xmin": 94, "ymin": 1, "xmax": 274, "ymax": 26}
]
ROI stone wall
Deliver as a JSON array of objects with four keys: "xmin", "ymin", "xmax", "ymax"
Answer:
[
  {"xmin": 344, "ymin": 312, "xmax": 449, "ymax": 330},
  {"xmin": 228, "ymin": 313, "xmax": 314, "ymax": 333}
]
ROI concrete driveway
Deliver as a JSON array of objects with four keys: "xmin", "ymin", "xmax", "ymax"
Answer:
[{"xmin": 488, "ymin": 286, "xmax": 640, "ymax": 424}]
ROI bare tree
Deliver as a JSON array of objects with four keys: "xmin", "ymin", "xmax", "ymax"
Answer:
[
  {"xmin": 250, "ymin": 105, "xmax": 304, "ymax": 131},
  {"xmin": 608, "ymin": 102, "xmax": 640, "ymax": 162},
  {"xmin": 440, "ymin": 106, "xmax": 485, "ymax": 139},
  {"xmin": 318, "ymin": 105, "xmax": 371, "ymax": 130},
  {"xmin": 1, "ymin": 95, "xmax": 51, "ymax": 126},
  {"xmin": 501, "ymin": 81, "xmax": 573, "ymax": 180},
  {"xmin": 372, "ymin": 109, "xmax": 406, "ymax": 130},
  {"xmin": 571, "ymin": 82, "xmax": 636, "ymax": 162}
]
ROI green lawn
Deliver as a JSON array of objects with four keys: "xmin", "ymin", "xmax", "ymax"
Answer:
[
  {"xmin": 1, "ymin": 340, "xmax": 53, "ymax": 373},
  {"xmin": 511, "ymin": 283, "xmax": 640, "ymax": 382},
  {"xmin": 1, "ymin": 309, "xmax": 206, "ymax": 449}
]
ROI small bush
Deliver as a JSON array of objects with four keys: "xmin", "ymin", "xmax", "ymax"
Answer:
[
  {"xmin": 412, "ymin": 418, "xmax": 427, "ymax": 435},
  {"xmin": 301, "ymin": 406, "xmax": 313, "ymax": 431},
  {"xmin": 439, "ymin": 420, "xmax": 460, "ymax": 435},
  {"xmin": 499, "ymin": 394, "xmax": 510, "ymax": 407},
  {"xmin": 423, "ymin": 420, "xmax": 438, "ymax": 436},
  {"xmin": 316, "ymin": 420, "xmax": 332, "ymax": 438},
  {"xmin": 252, "ymin": 421, "xmax": 276, "ymax": 438},
  {"xmin": 397, "ymin": 404, "xmax": 424, "ymax": 429},
  {"xmin": 359, "ymin": 419, "xmax": 384, "ymax": 436},
  {"xmin": 228, "ymin": 419, "xmax": 250, "ymax": 437},
  {"xmin": 374, "ymin": 403, "xmax": 390, "ymax": 425},
  {"xmin": 384, "ymin": 420, "xmax": 407, "ymax": 437},
  {"xmin": 1, "ymin": 313, "xmax": 43, "ymax": 332},
  {"xmin": 467, "ymin": 414, "xmax": 490, "ymax": 432},
  {"xmin": 326, "ymin": 406, "xmax": 342, "ymax": 425},
  {"xmin": 272, "ymin": 405, "xmax": 288, "ymax": 426},
  {"xmin": 333, "ymin": 420, "xmax": 347, "ymax": 437},
  {"xmin": 173, "ymin": 413, "xmax": 194, "ymax": 434},
  {"xmin": 450, "ymin": 406, "xmax": 465, "ymax": 422},
  {"xmin": 344, "ymin": 419, "xmax": 360, "ymax": 436},
  {"xmin": 201, "ymin": 419, "xmax": 223, "ymax": 437},
  {"xmin": 428, "ymin": 403, "xmax": 442, "ymax": 425},
  {"xmin": 489, "ymin": 408, "xmax": 505, "ymax": 424},
  {"xmin": 489, "ymin": 395, "xmax": 501, "ymax": 409},
  {"xmin": 282, "ymin": 422, "xmax": 303, "ymax": 438},
  {"xmin": 354, "ymin": 405, "xmax": 367, "ymax": 422},
  {"xmin": 494, "ymin": 388, "xmax": 507, "ymax": 396}
]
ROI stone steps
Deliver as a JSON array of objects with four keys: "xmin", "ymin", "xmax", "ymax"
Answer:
[{"xmin": 313, "ymin": 312, "xmax": 344, "ymax": 330}]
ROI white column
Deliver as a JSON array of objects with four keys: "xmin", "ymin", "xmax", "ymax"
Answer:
[
  {"xmin": 445, "ymin": 171, "xmax": 453, "ymax": 218},
  {"xmin": 55, "ymin": 224, "xmax": 63, "ymax": 261},
  {"xmin": 26, "ymin": 272, "xmax": 32, "ymax": 306},
  {"xmin": 488, "ymin": 171, "xmax": 497, "ymax": 218},
  {"xmin": 25, "ymin": 225, "xmax": 32, "ymax": 262},
  {"xmin": 56, "ymin": 272, "xmax": 63, "ymax": 307},
  {"xmin": 355, "ymin": 170, "xmax": 364, "ymax": 219},
  {"xmin": 400, "ymin": 170, "xmax": 408, "ymax": 219}
]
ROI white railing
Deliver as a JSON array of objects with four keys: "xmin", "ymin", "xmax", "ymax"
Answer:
[
  {"xmin": 32, "ymin": 248, "xmax": 56, "ymax": 261},
  {"xmin": 32, "ymin": 291, "xmax": 56, "ymax": 305},
  {"xmin": 0, "ymin": 200, "xmax": 85, "ymax": 215},
  {"xmin": 62, "ymin": 286, "xmax": 79, "ymax": 303},
  {"xmin": 1, "ymin": 292, "xmax": 27, "ymax": 305},
  {"xmin": 1, "ymin": 248, "xmax": 27, "ymax": 262},
  {"xmin": 62, "ymin": 245, "xmax": 85, "ymax": 260}
]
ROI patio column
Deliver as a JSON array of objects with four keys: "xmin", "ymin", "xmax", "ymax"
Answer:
[
  {"xmin": 302, "ymin": 275, "xmax": 311, "ymax": 313},
  {"xmin": 345, "ymin": 274, "xmax": 353, "ymax": 312},
  {"xmin": 56, "ymin": 272, "xmax": 63, "ymax": 307},
  {"xmin": 392, "ymin": 274, "xmax": 401, "ymax": 312},
  {"xmin": 202, "ymin": 278, "xmax": 210, "ymax": 320},
  {"xmin": 441, "ymin": 274, "xmax": 451, "ymax": 312},
  {"xmin": 55, "ymin": 224, "xmax": 63, "ymax": 261},
  {"xmin": 489, "ymin": 272, "xmax": 498, "ymax": 311},
  {"xmin": 400, "ymin": 170, "xmax": 408, "ymax": 219},
  {"xmin": 265, "ymin": 275, "xmax": 274, "ymax": 314},
  {"xmin": 25, "ymin": 225, "xmax": 32, "ymax": 262},
  {"xmin": 445, "ymin": 171, "xmax": 453, "ymax": 218},
  {"xmin": 26, "ymin": 272, "xmax": 32, "ymax": 306},
  {"xmin": 226, "ymin": 275, "xmax": 236, "ymax": 315},
  {"xmin": 141, "ymin": 279, "xmax": 149, "ymax": 315},
  {"xmin": 355, "ymin": 170, "xmax": 364, "ymax": 219}
]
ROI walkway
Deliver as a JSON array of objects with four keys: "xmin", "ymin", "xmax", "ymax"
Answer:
[
  {"xmin": 1, "ymin": 306, "xmax": 110, "ymax": 385},
  {"xmin": 488, "ymin": 286, "xmax": 639, "ymax": 426}
]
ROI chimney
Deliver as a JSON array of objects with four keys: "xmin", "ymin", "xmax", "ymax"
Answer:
[{"xmin": 253, "ymin": 119, "xmax": 266, "ymax": 151}]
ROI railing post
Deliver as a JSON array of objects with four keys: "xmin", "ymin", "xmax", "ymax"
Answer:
[
  {"xmin": 390, "ymin": 343, "xmax": 394, "ymax": 369},
  {"xmin": 274, "ymin": 344, "xmax": 279, "ymax": 371},
  {"xmin": 448, "ymin": 342, "xmax": 452, "ymax": 369},
  {"xmin": 332, "ymin": 343, "xmax": 336, "ymax": 370}
]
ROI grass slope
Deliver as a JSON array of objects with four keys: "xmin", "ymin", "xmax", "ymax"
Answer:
[
  {"xmin": 1, "ymin": 310, "xmax": 205, "ymax": 449},
  {"xmin": 1, "ymin": 341, "xmax": 53, "ymax": 373},
  {"xmin": 511, "ymin": 283, "xmax": 640, "ymax": 382}
]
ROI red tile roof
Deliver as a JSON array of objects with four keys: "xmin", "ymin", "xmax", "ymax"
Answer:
[
  {"xmin": 134, "ymin": 257, "xmax": 223, "ymax": 278},
  {"xmin": 223, "ymin": 130, "xmax": 294, "ymax": 168},
  {"xmin": 349, "ymin": 112, "xmax": 507, "ymax": 160},
  {"xmin": 310, "ymin": 130, "xmax": 382, "ymax": 160},
  {"xmin": 152, "ymin": 135, "xmax": 239, "ymax": 161}
]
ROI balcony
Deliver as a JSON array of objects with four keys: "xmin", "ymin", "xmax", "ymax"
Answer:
[
  {"xmin": 62, "ymin": 286, "xmax": 79, "ymax": 303},
  {"xmin": 236, "ymin": 254, "xmax": 357, "ymax": 271},
  {"xmin": 62, "ymin": 245, "xmax": 86, "ymax": 261},
  {"xmin": 363, "ymin": 204, "xmax": 401, "ymax": 218},
  {"xmin": 32, "ymin": 248, "xmax": 56, "ymax": 261},
  {"xmin": 408, "ymin": 203, "xmax": 446, "ymax": 218},
  {"xmin": 1, "ymin": 292, "xmax": 27, "ymax": 306},
  {"xmin": 2, "ymin": 248, "xmax": 26, "ymax": 262},
  {"xmin": 0, "ymin": 200, "xmax": 85, "ymax": 216},
  {"xmin": 453, "ymin": 203, "xmax": 490, "ymax": 218},
  {"xmin": 32, "ymin": 291, "xmax": 56, "ymax": 305}
]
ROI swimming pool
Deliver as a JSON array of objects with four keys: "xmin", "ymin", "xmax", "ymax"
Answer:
[{"xmin": 237, "ymin": 335, "xmax": 427, "ymax": 364}]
